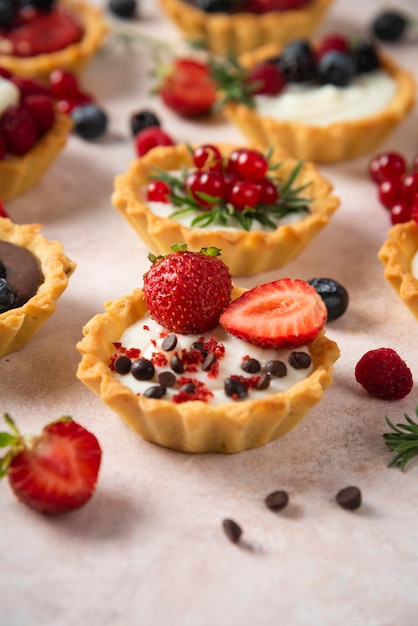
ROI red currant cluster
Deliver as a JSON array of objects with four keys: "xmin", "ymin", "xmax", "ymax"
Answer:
[
  {"xmin": 49, "ymin": 69, "xmax": 94, "ymax": 114},
  {"xmin": 369, "ymin": 151, "xmax": 418, "ymax": 225},
  {"xmin": 146, "ymin": 145, "xmax": 278, "ymax": 212}
]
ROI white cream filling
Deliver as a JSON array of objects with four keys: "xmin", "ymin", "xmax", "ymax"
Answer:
[
  {"xmin": 254, "ymin": 70, "xmax": 397, "ymax": 126},
  {"xmin": 113, "ymin": 315, "xmax": 312, "ymax": 406},
  {"xmin": 0, "ymin": 77, "xmax": 20, "ymax": 117}
]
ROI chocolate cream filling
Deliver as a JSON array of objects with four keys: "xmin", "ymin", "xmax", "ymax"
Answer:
[{"xmin": 0, "ymin": 240, "xmax": 43, "ymax": 308}]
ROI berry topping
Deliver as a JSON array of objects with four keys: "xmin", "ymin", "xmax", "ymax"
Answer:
[
  {"xmin": 219, "ymin": 278, "xmax": 327, "ymax": 349},
  {"xmin": 279, "ymin": 39, "xmax": 317, "ymax": 83},
  {"xmin": 371, "ymin": 10, "xmax": 409, "ymax": 42},
  {"xmin": 143, "ymin": 244, "xmax": 232, "ymax": 334},
  {"xmin": 135, "ymin": 126, "xmax": 175, "ymax": 157},
  {"xmin": 0, "ymin": 104, "xmax": 37, "ymax": 156},
  {"xmin": 355, "ymin": 348, "xmax": 413, "ymax": 401},
  {"xmin": 130, "ymin": 109, "xmax": 161, "ymax": 137},
  {"xmin": 71, "ymin": 103, "xmax": 108, "ymax": 140},
  {"xmin": 316, "ymin": 33, "xmax": 350, "ymax": 60},
  {"xmin": 307, "ymin": 277, "xmax": 349, "ymax": 322},
  {"xmin": 246, "ymin": 61, "xmax": 286, "ymax": 96},
  {"xmin": 369, "ymin": 151, "xmax": 407, "ymax": 184},
  {"xmin": 318, "ymin": 50, "xmax": 356, "ymax": 87},
  {"xmin": 158, "ymin": 58, "xmax": 217, "ymax": 118},
  {"xmin": 351, "ymin": 40, "xmax": 380, "ymax": 74},
  {"xmin": 0, "ymin": 276, "xmax": 16, "ymax": 312},
  {"xmin": 23, "ymin": 93, "xmax": 55, "ymax": 136},
  {"xmin": 0, "ymin": 414, "xmax": 102, "ymax": 515},
  {"xmin": 108, "ymin": 0, "xmax": 137, "ymax": 19}
]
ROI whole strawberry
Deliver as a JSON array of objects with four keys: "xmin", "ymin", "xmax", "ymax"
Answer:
[
  {"xmin": 157, "ymin": 58, "xmax": 217, "ymax": 118},
  {"xmin": 0, "ymin": 414, "xmax": 102, "ymax": 515},
  {"xmin": 143, "ymin": 244, "xmax": 232, "ymax": 334}
]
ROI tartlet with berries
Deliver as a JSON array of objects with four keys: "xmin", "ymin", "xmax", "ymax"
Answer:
[
  {"xmin": 0, "ymin": 69, "xmax": 72, "ymax": 200},
  {"xmin": 112, "ymin": 143, "xmax": 339, "ymax": 276},
  {"xmin": 77, "ymin": 246, "xmax": 339, "ymax": 454},
  {"xmin": 158, "ymin": 0, "xmax": 334, "ymax": 55},
  {"xmin": 0, "ymin": 218, "xmax": 76, "ymax": 357},
  {"xmin": 0, "ymin": 0, "xmax": 108, "ymax": 80},
  {"xmin": 215, "ymin": 35, "xmax": 415, "ymax": 162}
]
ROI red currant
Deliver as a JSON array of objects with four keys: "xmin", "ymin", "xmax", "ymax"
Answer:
[
  {"xmin": 390, "ymin": 201, "xmax": 412, "ymax": 224},
  {"xmin": 246, "ymin": 62, "xmax": 286, "ymax": 96},
  {"xmin": 226, "ymin": 149, "xmax": 246, "ymax": 176},
  {"xmin": 378, "ymin": 178, "xmax": 405, "ymax": 210},
  {"xmin": 369, "ymin": 151, "xmax": 407, "ymax": 184},
  {"xmin": 146, "ymin": 180, "xmax": 171, "ymax": 203},
  {"xmin": 185, "ymin": 170, "xmax": 226, "ymax": 208},
  {"xmin": 135, "ymin": 127, "xmax": 175, "ymax": 157},
  {"xmin": 233, "ymin": 149, "xmax": 269, "ymax": 183},
  {"xmin": 228, "ymin": 180, "xmax": 260, "ymax": 211},
  {"xmin": 49, "ymin": 70, "xmax": 83, "ymax": 100},
  {"xmin": 403, "ymin": 171, "xmax": 418, "ymax": 204},
  {"xmin": 257, "ymin": 178, "xmax": 279, "ymax": 204},
  {"xmin": 193, "ymin": 144, "xmax": 223, "ymax": 172}
]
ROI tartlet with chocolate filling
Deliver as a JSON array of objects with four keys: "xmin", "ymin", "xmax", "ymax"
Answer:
[{"xmin": 0, "ymin": 218, "xmax": 76, "ymax": 357}]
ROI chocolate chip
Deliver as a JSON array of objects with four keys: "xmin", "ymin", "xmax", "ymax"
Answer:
[
  {"xmin": 265, "ymin": 490, "xmax": 289, "ymax": 512},
  {"xmin": 241, "ymin": 358, "xmax": 261, "ymax": 374},
  {"xmin": 202, "ymin": 352, "xmax": 217, "ymax": 371},
  {"xmin": 222, "ymin": 519, "xmax": 242, "ymax": 544},
  {"xmin": 179, "ymin": 382, "xmax": 196, "ymax": 394},
  {"xmin": 161, "ymin": 333, "xmax": 177, "ymax": 351},
  {"xmin": 170, "ymin": 354, "xmax": 185, "ymax": 373},
  {"xmin": 158, "ymin": 371, "xmax": 176, "ymax": 387},
  {"xmin": 265, "ymin": 360, "xmax": 287, "ymax": 378},
  {"xmin": 131, "ymin": 358, "xmax": 155, "ymax": 380},
  {"xmin": 257, "ymin": 373, "xmax": 271, "ymax": 390},
  {"xmin": 114, "ymin": 355, "xmax": 131, "ymax": 374},
  {"xmin": 224, "ymin": 377, "xmax": 248, "ymax": 399},
  {"xmin": 190, "ymin": 341, "xmax": 205, "ymax": 353},
  {"xmin": 289, "ymin": 351, "xmax": 312, "ymax": 369},
  {"xmin": 336, "ymin": 486, "xmax": 362, "ymax": 510},
  {"xmin": 143, "ymin": 385, "xmax": 167, "ymax": 399}
]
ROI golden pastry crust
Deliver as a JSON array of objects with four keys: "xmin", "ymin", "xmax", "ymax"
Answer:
[
  {"xmin": 158, "ymin": 0, "xmax": 334, "ymax": 55},
  {"xmin": 76, "ymin": 286, "xmax": 340, "ymax": 454},
  {"xmin": 221, "ymin": 46, "xmax": 415, "ymax": 163},
  {"xmin": 112, "ymin": 143, "xmax": 339, "ymax": 276},
  {"xmin": 0, "ymin": 218, "xmax": 76, "ymax": 357},
  {"xmin": 378, "ymin": 220, "xmax": 418, "ymax": 320},
  {"xmin": 0, "ymin": 112, "xmax": 73, "ymax": 201},
  {"xmin": 0, "ymin": 0, "xmax": 108, "ymax": 80}
]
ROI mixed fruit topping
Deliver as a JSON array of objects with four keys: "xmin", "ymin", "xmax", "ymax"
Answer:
[
  {"xmin": 184, "ymin": 0, "xmax": 311, "ymax": 14},
  {"xmin": 0, "ymin": 414, "xmax": 101, "ymax": 515},
  {"xmin": 0, "ymin": 240, "xmax": 43, "ymax": 312},
  {"xmin": 0, "ymin": 0, "xmax": 83, "ymax": 57},
  {"xmin": 145, "ymin": 144, "xmax": 311, "ymax": 231}
]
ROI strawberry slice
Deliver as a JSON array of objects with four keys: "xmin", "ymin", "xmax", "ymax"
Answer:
[
  {"xmin": 220, "ymin": 278, "xmax": 327, "ymax": 349},
  {"xmin": 1, "ymin": 415, "xmax": 102, "ymax": 515},
  {"xmin": 159, "ymin": 58, "xmax": 217, "ymax": 118}
]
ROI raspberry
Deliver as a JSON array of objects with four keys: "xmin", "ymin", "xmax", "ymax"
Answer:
[
  {"xmin": 23, "ymin": 94, "xmax": 55, "ymax": 136},
  {"xmin": 355, "ymin": 348, "xmax": 413, "ymax": 400},
  {"xmin": 1, "ymin": 105, "xmax": 38, "ymax": 156},
  {"xmin": 134, "ymin": 126, "xmax": 175, "ymax": 157}
]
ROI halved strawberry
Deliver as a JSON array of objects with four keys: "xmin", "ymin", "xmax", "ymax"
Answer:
[
  {"xmin": 220, "ymin": 278, "xmax": 327, "ymax": 349},
  {"xmin": 159, "ymin": 58, "xmax": 217, "ymax": 118},
  {"xmin": 0, "ymin": 414, "xmax": 102, "ymax": 515}
]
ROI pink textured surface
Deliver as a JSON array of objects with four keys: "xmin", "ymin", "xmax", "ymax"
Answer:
[{"xmin": 2, "ymin": 0, "xmax": 418, "ymax": 624}]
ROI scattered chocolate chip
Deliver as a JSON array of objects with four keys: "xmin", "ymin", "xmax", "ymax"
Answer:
[
  {"xmin": 224, "ymin": 377, "xmax": 248, "ymax": 399},
  {"xmin": 265, "ymin": 490, "xmax": 289, "ymax": 512},
  {"xmin": 161, "ymin": 333, "xmax": 177, "ymax": 351},
  {"xmin": 179, "ymin": 382, "xmax": 196, "ymax": 394},
  {"xmin": 336, "ymin": 486, "xmax": 362, "ymax": 510},
  {"xmin": 202, "ymin": 352, "xmax": 217, "ymax": 371},
  {"xmin": 114, "ymin": 355, "xmax": 131, "ymax": 374},
  {"xmin": 289, "ymin": 351, "xmax": 312, "ymax": 369},
  {"xmin": 190, "ymin": 341, "xmax": 205, "ymax": 353},
  {"xmin": 158, "ymin": 371, "xmax": 176, "ymax": 387},
  {"xmin": 256, "ymin": 373, "xmax": 271, "ymax": 390},
  {"xmin": 131, "ymin": 358, "xmax": 155, "ymax": 380},
  {"xmin": 241, "ymin": 357, "xmax": 261, "ymax": 374},
  {"xmin": 222, "ymin": 518, "xmax": 242, "ymax": 544},
  {"xmin": 265, "ymin": 360, "xmax": 287, "ymax": 378},
  {"xmin": 170, "ymin": 354, "xmax": 185, "ymax": 373},
  {"xmin": 143, "ymin": 385, "xmax": 167, "ymax": 399}
]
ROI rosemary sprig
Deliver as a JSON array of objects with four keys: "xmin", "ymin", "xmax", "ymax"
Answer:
[
  {"xmin": 209, "ymin": 55, "xmax": 256, "ymax": 109},
  {"xmin": 383, "ymin": 405, "xmax": 418, "ymax": 470}
]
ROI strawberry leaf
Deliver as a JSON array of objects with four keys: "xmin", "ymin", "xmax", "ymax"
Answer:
[{"xmin": 0, "ymin": 432, "xmax": 18, "ymax": 447}]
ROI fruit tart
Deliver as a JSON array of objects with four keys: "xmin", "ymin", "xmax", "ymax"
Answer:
[
  {"xmin": 214, "ymin": 35, "xmax": 415, "ymax": 162},
  {"xmin": 378, "ymin": 220, "xmax": 418, "ymax": 320},
  {"xmin": 0, "ymin": 68, "xmax": 72, "ymax": 200},
  {"xmin": 0, "ymin": 0, "xmax": 108, "ymax": 80},
  {"xmin": 76, "ymin": 246, "xmax": 339, "ymax": 454},
  {"xmin": 112, "ymin": 143, "xmax": 339, "ymax": 276},
  {"xmin": 0, "ymin": 218, "xmax": 76, "ymax": 357},
  {"xmin": 158, "ymin": 0, "xmax": 334, "ymax": 56}
]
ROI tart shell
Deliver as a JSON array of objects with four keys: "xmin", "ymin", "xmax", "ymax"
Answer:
[
  {"xmin": 378, "ymin": 220, "xmax": 418, "ymax": 320},
  {"xmin": 0, "ymin": 112, "xmax": 73, "ymax": 202},
  {"xmin": 0, "ymin": 0, "xmax": 108, "ymax": 80},
  {"xmin": 158, "ymin": 0, "xmax": 334, "ymax": 56},
  {"xmin": 112, "ymin": 143, "xmax": 339, "ymax": 276},
  {"xmin": 222, "ymin": 46, "xmax": 415, "ymax": 163},
  {"xmin": 0, "ymin": 218, "xmax": 76, "ymax": 357},
  {"xmin": 76, "ymin": 286, "xmax": 340, "ymax": 454}
]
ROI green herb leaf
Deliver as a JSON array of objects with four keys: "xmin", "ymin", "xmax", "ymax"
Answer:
[{"xmin": 383, "ymin": 406, "xmax": 418, "ymax": 470}]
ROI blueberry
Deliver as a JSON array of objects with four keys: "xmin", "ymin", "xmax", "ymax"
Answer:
[
  {"xmin": 196, "ymin": 0, "xmax": 229, "ymax": 12},
  {"xmin": 0, "ymin": 277, "xmax": 16, "ymax": 313},
  {"xmin": 71, "ymin": 104, "xmax": 108, "ymax": 140},
  {"xmin": 351, "ymin": 40, "xmax": 380, "ymax": 74},
  {"xmin": 308, "ymin": 278, "xmax": 349, "ymax": 322},
  {"xmin": 29, "ymin": 0, "xmax": 55, "ymax": 12},
  {"xmin": 129, "ymin": 110, "xmax": 161, "ymax": 137},
  {"xmin": 371, "ymin": 10, "xmax": 408, "ymax": 42},
  {"xmin": 0, "ymin": 259, "xmax": 6, "ymax": 279},
  {"xmin": 0, "ymin": 0, "xmax": 16, "ymax": 28},
  {"xmin": 278, "ymin": 39, "xmax": 317, "ymax": 83},
  {"xmin": 108, "ymin": 0, "xmax": 136, "ymax": 19},
  {"xmin": 318, "ymin": 51, "xmax": 356, "ymax": 87}
]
